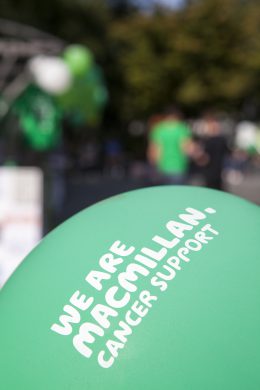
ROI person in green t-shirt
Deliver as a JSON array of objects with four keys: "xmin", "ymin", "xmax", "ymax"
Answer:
[{"xmin": 148, "ymin": 108, "xmax": 192, "ymax": 184}]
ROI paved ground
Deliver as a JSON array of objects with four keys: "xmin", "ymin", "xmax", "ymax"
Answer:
[
  {"xmin": 58, "ymin": 172, "xmax": 260, "ymax": 227},
  {"xmin": 226, "ymin": 173, "xmax": 260, "ymax": 205}
]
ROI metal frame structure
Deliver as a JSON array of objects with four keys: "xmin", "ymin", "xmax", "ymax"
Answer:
[{"xmin": 0, "ymin": 18, "xmax": 65, "ymax": 104}]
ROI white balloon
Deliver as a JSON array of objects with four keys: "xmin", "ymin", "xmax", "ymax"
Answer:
[
  {"xmin": 235, "ymin": 121, "xmax": 257, "ymax": 150},
  {"xmin": 29, "ymin": 56, "xmax": 72, "ymax": 95}
]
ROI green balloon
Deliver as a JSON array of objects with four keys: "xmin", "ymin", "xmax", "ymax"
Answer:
[
  {"xmin": 63, "ymin": 45, "xmax": 93, "ymax": 77},
  {"xmin": 57, "ymin": 66, "xmax": 107, "ymax": 126},
  {"xmin": 0, "ymin": 186, "xmax": 260, "ymax": 389}
]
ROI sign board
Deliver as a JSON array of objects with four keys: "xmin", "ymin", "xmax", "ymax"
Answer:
[{"xmin": 0, "ymin": 167, "xmax": 43, "ymax": 287}]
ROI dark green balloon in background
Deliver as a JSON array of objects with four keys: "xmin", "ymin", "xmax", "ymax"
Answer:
[
  {"xmin": 57, "ymin": 66, "xmax": 108, "ymax": 126},
  {"xmin": 0, "ymin": 186, "xmax": 260, "ymax": 389}
]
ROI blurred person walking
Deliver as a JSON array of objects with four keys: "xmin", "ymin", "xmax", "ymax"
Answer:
[
  {"xmin": 201, "ymin": 113, "xmax": 229, "ymax": 190},
  {"xmin": 148, "ymin": 107, "xmax": 192, "ymax": 185}
]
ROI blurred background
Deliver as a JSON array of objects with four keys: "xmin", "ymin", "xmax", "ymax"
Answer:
[{"xmin": 0, "ymin": 0, "xmax": 260, "ymax": 286}]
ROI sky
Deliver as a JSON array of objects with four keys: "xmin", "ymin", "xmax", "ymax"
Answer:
[
  {"xmin": 135, "ymin": 0, "xmax": 185, "ymax": 9},
  {"xmin": 154, "ymin": 0, "xmax": 184, "ymax": 7}
]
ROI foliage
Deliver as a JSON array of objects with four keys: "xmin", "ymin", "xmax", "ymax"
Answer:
[{"xmin": 109, "ymin": 0, "xmax": 260, "ymax": 120}]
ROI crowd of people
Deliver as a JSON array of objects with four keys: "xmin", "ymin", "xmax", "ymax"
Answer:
[
  {"xmin": 2, "ymin": 105, "xmax": 259, "ymax": 230},
  {"xmin": 143, "ymin": 109, "xmax": 260, "ymax": 191},
  {"xmin": 147, "ymin": 109, "xmax": 229, "ymax": 190},
  {"xmin": 45, "ymin": 108, "xmax": 259, "ymax": 194}
]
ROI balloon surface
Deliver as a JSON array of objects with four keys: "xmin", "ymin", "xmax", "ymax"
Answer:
[
  {"xmin": 29, "ymin": 56, "xmax": 72, "ymax": 95},
  {"xmin": 0, "ymin": 186, "xmax": 260, "ymax": 389},
  {"xmin": 57, "ymin": 66, "xmax": 108, "ymax": 125},
  {"xmin": 63, "ymin": 45, "xmax": 93, "ymax": 77}
]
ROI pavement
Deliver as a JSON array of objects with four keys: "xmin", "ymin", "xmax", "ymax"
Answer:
[
  {"xmin": 59, "ymin": 172, "xmax": 260, "ymax": 226},
  {"xmin": 226, "ymin": 173, "xmax": 260, "ymax": 205}
]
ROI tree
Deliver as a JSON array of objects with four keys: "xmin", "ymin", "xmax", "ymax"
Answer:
[{"xmin": 108, "ymin": 0, "xmax": 260, "ymax": 120}]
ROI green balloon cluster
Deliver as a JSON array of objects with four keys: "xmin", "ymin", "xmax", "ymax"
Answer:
[
  {"xmin": 57, "ymin": 65, "xmax": 108, "ymax": 126},
  {"xmin": 3, "ymin": 44, "xmax": 108, "ymax": 152},
  {"xmin": 0, "ymin": 186, "xmax": 260, "ymax": 389},
  {"xmin": 59, "ymin": 45, "xmax": 108, "ymax": 126}
]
